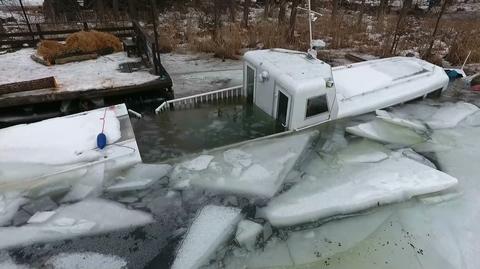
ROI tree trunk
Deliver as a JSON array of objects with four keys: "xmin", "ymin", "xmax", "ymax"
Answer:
[
  {"xmin": 377, "ymin": 0, "xmax": 388, "ymax": 19},
  {"xmin": 424, "ymin": 0, "xmax": 451, "ymax": 59},
  {"xmin": 357, "ymin": 0, "xmax": 366, "ymax": 27},
  {"xmin": 95, "ymin": 0, "xmax": 105, "ymax": 20},
  {"xmin": 112, "ymin": 0, "xmax": 119, "ymax": 17},
  {"xmin": 331, "ymin": 0, "xmax": 339, "ymax": 21},
  {"xmin": 278, "ymin": 0, "xmax": 287, "ymax": 24},
  {"xmin": 229, "ymin": 0, "xmax": 236, "ymax": 22},
  {"xmin": 288, "ymin": 0, "xmax": 300, "ymax": 42},
  {"xmin": 264, "ymin": 0, "xmax": 271, "ymax": 18},
  {"xmin": 243, "ymin": 0, "xmax": 251, "ymax": 28},
  {"xmin": 390, "ymin": 0, "xmax": 412, "ymax": 55}
]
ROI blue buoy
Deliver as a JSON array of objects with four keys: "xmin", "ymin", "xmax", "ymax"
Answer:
[{"xmin": 97, "ymin": 133, "xmax": 107, "ymax": 149}]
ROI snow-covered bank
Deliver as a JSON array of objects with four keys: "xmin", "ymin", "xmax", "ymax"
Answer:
[{"xmin": 0, "ymin": 49, "xmax": 158, "ymax": 93}]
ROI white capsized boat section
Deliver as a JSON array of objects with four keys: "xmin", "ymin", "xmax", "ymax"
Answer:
[
  {"xmin": 0, "ymin": 104, "xmax": 142, "ymax": 193},
  {"xmin": 334, "ymin": 57, "xmax": 448, "ymax": 119}
]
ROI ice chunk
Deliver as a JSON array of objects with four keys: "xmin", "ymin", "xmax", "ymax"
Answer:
[
  {"xmin": 0, "ymin": 198, "xmax": 153, "ymax": 249},
  {"xmin": 426, "ymin": 102, "xmax": 479, "ymax": 129},
  {"xmin": 376, "ymin": 109, "xmax": 427, "ymax": 132},
  {"xmin": 121, "ymin": 163, "xmax": 172, "ymax": 181},
  {"xmin": 182, "ymin": 155, "xmax": 214, "ymax": 171},
  {"xmin": 27, "ymin": 211, "xmax": 56, "ymax": 224},
  {"xmin": 170, "ymin": 131, "xmax": 316, "ymax": 197},
  {"xmin": 398, "ymin": 148, "xmax": 436, "ymax": 168},
  {"xmin": 235, "ymin": 220, "xmax": 263, "ymax": 251},
  {"xmin": 262, "ymin": 152, "xmax": 458, "ymax": 226},
  {"xmin": 22, "ymin": 196, "xmax": 57, "ymax": 215},
  {"xmin": 223, "ymin": 149, "xmax": 252, "ymax": 168},
  {"xmin": 336, "ymin": 139, "xmax": 389, "ymax": 163},
  {"xmin": 0, "ymin": 193, "xmax": 28, "ymax": 226},
  {"xmin": 44, "ymin": 252, "xmax": 127, "ymax": 269},
  {"xmin": 106, "ymin": 179, "xmax": 154, "ymax": 193},
  {"xmin": 172, "ymin": 205, "xmax": 242, "ymax": 269},
  {"xmin": 346, "ymin": 120, "xmax": 426, "ymax": 146}
]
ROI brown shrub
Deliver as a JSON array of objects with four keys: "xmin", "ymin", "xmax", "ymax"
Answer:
[
  {"xmin": 36, "ymin": 40, "xmax": 67, "ymax": 64},
  {"xmin": 65, "ymin": 31, "xmax": 123, "ymax": 54}
]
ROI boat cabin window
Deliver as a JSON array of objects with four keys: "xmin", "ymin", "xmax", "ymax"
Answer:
[{"xmin": 306, "ymin": 95, "xmax": 329, "ymax": 118}]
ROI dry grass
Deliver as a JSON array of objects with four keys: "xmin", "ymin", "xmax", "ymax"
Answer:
[
  {"xmin": 65, "ymin": 31, "xmax": 123, "ymax": 54},
  {"xmin": 36, "ymin": 40, "xmax": 67, "ymax": 64},
  {"xmin": 37, "ymin": 31, "xmax": 122, "ymax": 64}
]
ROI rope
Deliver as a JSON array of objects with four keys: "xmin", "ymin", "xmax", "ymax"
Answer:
[{"xmin": 101, "ymin": 107, "xmax": 108, "ymax": 133}]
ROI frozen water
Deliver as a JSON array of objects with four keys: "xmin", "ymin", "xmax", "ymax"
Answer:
[
  {"xmin": 0, "ymin": 252, "xmax": 30, "ymax": 269},
  {"xmin": 121, "ymin": 163, "xmax": 172, "ymax": 181},
  {"xmin": 376, "ymin": 109, "xmax": 427, "ymax": 132},
  {"xmin": 0, "ymin": 198, "xmax": 153, "ymax": 249},
  {"xmin": 27, "ymin": 211, "xmax": 56, "ymax": 224},
  {"xmin": 181, "ymin": 155, "xmax": 215, "ymax": 171},
  {"xmin": 0, "ymin": 193, "xmax": 28, "ymax": 227},
  {"xmin": 336, "ymin": 139, "xmax": 389, "ymax": 163},
  {"xmin": 425, "ymin": 102, "xmax": 479, "ymax": 129},
  {"xmin": 171, "ymin": 205, "xmax": 242, "ymax": 269},
  {"xmin": 170, "ymin": 131, "xmax": 316, "ymax": 197},
  {"xmin": 262, "ymin": 151, "xmax": 458, "ymax": 226},
  {"xmin": 235, "ymin": 220, "xmax": 263, "ymax": 251},
  {"xmin": 44, "ymin": 252, "xmax": 127, "ymax": 269},
  {"xmin": 106, "ymin": 179, "xmax": 154, "ymax": 193},
  {"xmin": 346, "ymin": 119, "xmax": 427, "ymax": 146}
]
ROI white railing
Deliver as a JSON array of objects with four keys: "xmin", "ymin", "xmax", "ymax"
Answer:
[{"xmin": 155, "ymin": 85, "xmax": 243, "ymax": 114}]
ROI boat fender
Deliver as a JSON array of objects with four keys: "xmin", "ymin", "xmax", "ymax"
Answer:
[{"xmin": 97, "ymin": 133, "xmax": 107, "ymax": 149}]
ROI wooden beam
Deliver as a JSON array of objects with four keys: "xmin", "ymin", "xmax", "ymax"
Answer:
[{"xmin": 0, "ymin": 77, "xmax": 57, "ymax": 96}]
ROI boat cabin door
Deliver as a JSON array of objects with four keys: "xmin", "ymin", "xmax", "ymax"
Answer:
[
  {"xmin": 245, "ymin": 64, "xmax": 256, "ymax": 104},
  {"xmin": 275, "ymin": 86, "xmax": 291, "ymax": 129}
]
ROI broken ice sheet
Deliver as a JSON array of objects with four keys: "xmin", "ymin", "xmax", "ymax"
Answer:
[
  {"xmin": 0, "ymin": 192, "xmax": 28, "ymax": 227},
  {"xmin": 335, "ymin": 139, "xmax": 390, "ymax": 163},
  {"xmin": 106, "ymin": 163, "xmax": 172, "ymax": 193},
  {"xmin": 171, "ymin": 205, "xmax": 242, "ymax": 269},
  {"xmin": 235, "ymin": 220, "xmax": 263, "ymax": 251},
  {"xmin": 376, "ymin": 109, "xmax": 427, "ymax": 133},
  {"xmin": 44, "ymin": 252, "xmax": 127, "ymax": 269},
  {"xmin": 170, "ymin": 131, "xmax": 317, "ymax": 198},
  {"xmin": 261, "ymin": 151, "xmax": 458, "ymax": 227},
  {"xmin": 425, "ymin": 101, "xmax": 479, "ymax": 129},
  {"xmin": 0, "ymin": 198, "xmax": 153, "ymax": 249},
  {"xmin": 346, "ymin": 119, "xmax": 427, "ymax": 146}
]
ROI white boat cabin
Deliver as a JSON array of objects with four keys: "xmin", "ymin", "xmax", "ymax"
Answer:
[{"xmin": 243, "ymin": 49, "xmax": 449, "ymax": 130}]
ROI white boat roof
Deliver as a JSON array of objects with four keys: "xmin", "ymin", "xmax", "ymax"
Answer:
[
  {"xmin": 243, "ymin": 49, "xmax": 333, "ymax": 93},
  {"xmin": 333, "ymin": 57, "xmax": 434, "ymax": 100}
]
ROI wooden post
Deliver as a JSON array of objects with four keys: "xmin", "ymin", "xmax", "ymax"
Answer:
[
  {"xmin": 0, "ymin": 77, "xmax": 57, "ymax": 96},
  {"xmin": 18, "ymin": 0, "xmax": 35, "ymax": 42}
]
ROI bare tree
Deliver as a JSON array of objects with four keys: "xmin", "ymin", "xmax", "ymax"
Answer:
[
  {"xmin": 331, "ymin": 0, "xmax": 339, "ymax": 21},
  {"xmin": 424, "ymin": 0, "xmax": 452, "ymax": 59},
  {"xmin": 264, "ymin": 0, "xmax": 271, "ymax": 18},
  {"xmin": 243, "ymin": 0, "xmax": 251, "ymax": 28},
  {"xmin": 288, "ymin": 0, "xmax": 301, "ymax": 42},
  {"xmin": 390, "ymin": 0, "xmax": 413, "ymax": 55},
  {"xmin": 278, "ymin": 0, "xmax": 287, "ymax": 24},
  {"xmin": 357, "ymin": 0, "xmax": 366, "ymax": 27}
]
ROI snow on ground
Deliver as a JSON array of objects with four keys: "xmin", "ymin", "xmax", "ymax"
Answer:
[
  {"xmin": 261, "ymin": 150, "xmax": 457, "ymax": 226},
  {"xmin": 160, "ymin": 53, "xmax": 243, "ymax": 97},
  {"xmin": 0, "ymin": 106, "xmax": 120, "ymax": 166},
  {"xmin": 170, "ymin": 131, "xmax": 317, "ymax": 198},
  {"xmin": 171, "ymin": 205, "xmax": 242, "ymax": 269},
  {"xmin": 0, "ymin": 198, "xmax": 153, "ymax": 249},
  {"xmin": 0, "ymin": 49, "xmax": 158, "ymax": 93},
  {"xmin": 44, "ymin": 252, "xmax": 127, "ymax": 269}
]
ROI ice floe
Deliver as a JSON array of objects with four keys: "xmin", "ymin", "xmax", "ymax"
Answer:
[
  {"xmin": 346, "ymin": 120, "xmax": 426, "ymax": 146},
  {"xmin": 0, "ymin": 193, "xmax": 28, "ymax": 226},
  {"xmin": 27, "ymin": 211, "xmax": 56, "ymax": 224},
  {"xmin": 235, "ymin": 220, "xmax": 263, "ymax": 251},
  {"xmin": 106, "ymin": 163, "xmax": 172, "ymax": 193},
  {"xmin": 261, "ymin": 151, "xmax": 458, "ymax": 226},
  {"xmin": 0, "ymin": 198, "xmax": 153, "ymax": 249},
  {"xmin": 172, "ymin": 205, "xmax": 242, "ymax": 269},
  {"xmin": 376, "ymin": 109, "xmax": 427, "ymax": 132},
  {"xmin": 44, "ymin": 252, "xmax": 127, "ymax": 269},
  {"xmin": 170, "ymin": 132, "xmax": 316, "ymax": 197},
  {"xmin": 336, "ymin": 139, "xmax": 390, "ymax": 163},
  {"xmin": 425, "ymin": 102, "xmax": 479, "ymax": 129}
]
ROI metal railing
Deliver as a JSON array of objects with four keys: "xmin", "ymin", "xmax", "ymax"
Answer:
[{"xmin": 155, "ymin": 85, "xmax": 243, "ymax": 114}]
